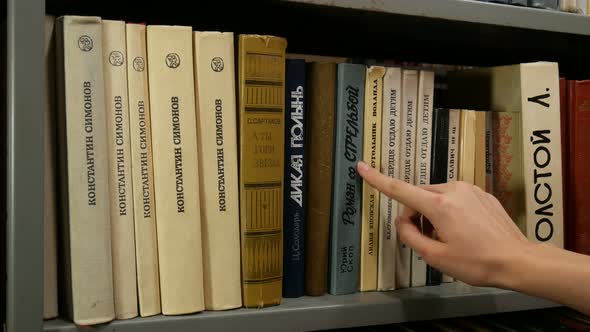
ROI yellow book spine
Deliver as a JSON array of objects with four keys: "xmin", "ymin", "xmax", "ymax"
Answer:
[
  {"xmin": 360, "ymin": 66, "xmax": 385, "ymax": 292},
  {"xmin": 237, "ymin": 34, "xmax": 287, "ymax": 308},
  {"xmin": 474, "ymin": 111, "xmax": 487, "ymax": 192}
]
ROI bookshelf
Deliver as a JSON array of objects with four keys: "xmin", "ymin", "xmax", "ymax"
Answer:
[{"xmin": 5, "ymin": 0, "xmax": 589, "ymax": 331}]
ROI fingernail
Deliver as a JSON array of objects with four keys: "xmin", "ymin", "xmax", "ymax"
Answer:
[{"xmin": 358, "ymin": 161, "xmax": 370, "ymax": 172}]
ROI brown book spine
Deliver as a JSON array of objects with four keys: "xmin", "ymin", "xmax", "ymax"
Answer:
[
  {"xmin": 568, "ymin": 80, "xmax": 590, "ymax": 255},
  {"xmin": 560, "ymin": 78, "xmax": 570, "ymax": 250},
  {"xmin": 304, "ymin": 62, "xmax": 337, "ymax": 296}
]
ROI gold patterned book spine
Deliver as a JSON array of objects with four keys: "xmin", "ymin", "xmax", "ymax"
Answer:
[
  {"xmin": 237, "ymin": 35, "xmax": 287, "ymax": 308},
  {"xmin": 360, "ymin": 66, "xmax": 385, "ymax": 292},
  {"xmin": 474, "ymin": 111, "xmax": 487, "ymax": 192}
]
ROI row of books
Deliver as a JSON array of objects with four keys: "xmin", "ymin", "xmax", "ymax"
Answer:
[
  {"xmin": 476, "ymin": 0, "xmax": 589, "ymax": 13},
  {"xmin": 43, "ymin": 13, "xmax": 573, "ymax": 327}
]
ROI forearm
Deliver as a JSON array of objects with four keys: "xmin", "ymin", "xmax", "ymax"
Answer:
[{"xmin": 499, "ymin": 243, "xmax": 590, "ymax": 315}]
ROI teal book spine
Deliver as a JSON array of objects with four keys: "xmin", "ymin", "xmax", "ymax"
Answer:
[{"xmin": 328, "ymin": 63, "xmax": 366, "ymax": 295}]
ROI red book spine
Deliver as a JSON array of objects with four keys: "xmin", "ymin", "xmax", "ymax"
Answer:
[{"xmin": 568, "ymin": 80, "xmax": 590, "ymax": 255}]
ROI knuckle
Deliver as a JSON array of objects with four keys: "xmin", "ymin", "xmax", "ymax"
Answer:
[{"xmin": 455, "ymin": 181, "xmax": 472, "ymax": 191}]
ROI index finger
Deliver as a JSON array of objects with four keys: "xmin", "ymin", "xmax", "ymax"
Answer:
[{"xmin": 357, "ymin": 161, "xmax": 439, "ymax": 218}]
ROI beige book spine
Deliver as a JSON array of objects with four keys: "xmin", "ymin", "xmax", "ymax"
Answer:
[
  {"xmin": 147, "ymin": 25, "xmax": 204, "ymax": 314},
  {"xmin": 102, "ymin": 19, "xmax": 138, "ymax": 319},
  {"xmin": 378, "ymin": 67, "xmax": 401, "ymax": 291},
  {"xmin": 126, "ymin": 23, "xmax": 161, "ymax": 317},
  {"xmin": 459, "ymin": 111, "xmax": 476, "ymax": 185},
  {"xmin": 360, "ymin": 66, "xmax": 385, "ymax": 292},
  {"xmin": 474, "ymin": 111, "xmax": 487, "ymax": 191},
  {"xmin": 443, "ymin": 109, "xmax": 461, "ymax": 283},
  {"xmin": 44, "ymin": 14, "xmax": 58, "ymax": 319},
  {"xmin": 411, "ymin": 70, "xmax": 434, "ymax": 288},
  {"xmin": 55, "ymin": 15, "xmax": 114, "ymax": 325},
  {"xmin": 193, "ymin": 31, "xmax": 241, "ymax": 310},
  {"xmin": 520, "ymin": 63, "xmax": 564, "ymax": 248},
  {"xmin": 396, "ymin": 69, "xmax": 418, "ymax": 289}
]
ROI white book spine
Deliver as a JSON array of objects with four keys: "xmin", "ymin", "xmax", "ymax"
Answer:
[
  {"xmin": 193, "ymin": 31, "xmax": 242, "ymax": 310},
  {"xmin": 411, "ymin": 70, "xmax": 434, "ymax": 288},
  {"xmin": 102, "ymin": 19, "xmax": 138, "ymax": 319},
  {"xmin": 55, "ymin": 15, "xmax": 115, "ymax": 325},
  {"xmin": 378, "ymin": 67, "xmax": 401, "ymax": 291},
  {"xmin": 147, "ymin": 25, "xmax": 205, "ymax": 315},
  {"xmin": 126, "ymin": 23, "xmax": 161, "ymax": 317},
  {"xmin": 396, "ymin": 69, "xmax": 418, "ymax": 289}
]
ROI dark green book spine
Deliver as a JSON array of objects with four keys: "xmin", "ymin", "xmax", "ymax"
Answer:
[{"xmin": 328, "ymin": 63, "xmax": 366, "ymax": 295}]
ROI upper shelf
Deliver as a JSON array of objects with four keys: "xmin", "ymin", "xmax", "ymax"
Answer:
[
  {"xmin": 288, "ymin": 0, "xmax": 590, "ymax": 36},
  {"xmin": 43, "ymin": 283, "xmax": 558, "ymax": 332}
]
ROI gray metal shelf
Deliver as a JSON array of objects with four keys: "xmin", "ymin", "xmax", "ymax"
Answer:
[
  {"xmin": 290, "ymin": 0, "xmax": 590, "ymax": 36},
  {"xmin": 43, "ymin": 283, "xmax": 558, "ymax": 332}
]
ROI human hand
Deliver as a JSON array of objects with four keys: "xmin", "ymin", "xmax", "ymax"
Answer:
[{"xmin": 357, "ymin": 161, "xmax": 531, "ymax": 287}]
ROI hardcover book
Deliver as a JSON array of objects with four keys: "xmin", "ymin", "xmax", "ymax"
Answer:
[
  {"xmin": 360, "ymin": 66, "xmax": 385, "ymax": 291},
  {"xmin": 126, "ymin": 23, "xmax": 161, "ymax": 317},
  {"xmin": 329, "ymin": 63, "xmax": 366, "ymax": 295},
  {"xmin": 283, "ymin": 59, "xmax": 307, "ymax": 298},
  {"xmin": 147, "ymin": 25, "xmax": 204, "ymax": 314},
  {"xmin": 193, "ymin": 31, "xmax": 242, "ymax": 310},
  {"xmin": 55, "ymin": 15, "xmax": 115, "ymax": 325},
  {"xmin": 449, "ymin": 62, "xmax": 564, "ymax": 248},
  {"xmin": 377, "ymin": 67, "xmax": 400, "ymax": 291},
  {"xmin": 305, "ymin": 62, "xmax": 337, "ymax": 296},
  {"xmin": 102, "ymin": 19, "xmax": 138, "ymax": 319},
  {"xmin": 237, "ymin": 34, "xmax": 287, "ymax": 307}
]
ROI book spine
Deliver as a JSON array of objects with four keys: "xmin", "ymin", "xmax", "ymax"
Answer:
[
  {"xmin": 237, "ymin": 35, "xmax": 287, "ymax": 308},
  {"xmin": 55, "ymin": 15, "xmax": 115, "ymax": 325},
  {"xmin": 459, "ymin": 111, "xmax": 476, "ymax": 185},
  {"xmin": 377, "ymin": 67, "xmax": 401, "ymax": 291},
  {"xmin": 329, "ymin": 63, "xmax": 365, "ymax": 295},
  {"xmin": 559, "ymin": 78, "xmax": 570, "ymax": 250},
  {"xmin": 485, "ymin": 111, "xmax": 494, "ymax": 193},
  {"xmin": 102, "ymin": 20, "xmax": 138, "ymax": 319},
  {"xmin": 396, "ymin": 69, "xmax": 418, "ymax": 289},
  {"xmin": 193, "ymin": 31, "xmax": 242, "ymax": 310},
  {"xmin": 283, "ymin": 59, "xmax": 306, "ymax": 298},
  {"xmin": 305, "ymin": 62, "xmax": 337, "ymax": 296},
  {"xmin": 125, "ymin": 23, "xmax": 161, "ymax": 317},
  {"xmin": 147, "ymin": 25, "xmax": 204, "ymax": 314},
  {"xmin": 411, "ymin": 70, "xmax": 434, "ymax": 288},
  {"xmin": 43, "ymin": 14, "xmax": 58, "ymax": 320},
  {"xmin": 443, "ymin": 109, "xmax": 460, "ymax": 283},
  {"xmin": 520, "ymin": 63, "xmax": 564, "ymax": 248},
  {"xmin": 360, "ymin": 66, "xmax": 385, "ymax": 292},
  {"xmin": 427, "ymin": 108, "xmax": 449, "ymax": 286},
  {"xmin": 474, "ymin": 111, "xmax": 487, "ymax": 192}
]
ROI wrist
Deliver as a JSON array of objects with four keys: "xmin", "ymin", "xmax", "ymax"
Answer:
[{"xmin": 492, "ymin": 241, "xmax": 542, "ymax": 291}]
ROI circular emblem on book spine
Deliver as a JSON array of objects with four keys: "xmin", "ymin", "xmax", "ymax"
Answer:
[
  {"xmin": 78, "ymin": 35, "xmax": 93, "ymax": 52},
  {"xmin": 165, "ymin": 53, "xmax": 181, "ymax": 69},
  {"xmin": 109, "ymin": 51, "xmax": 124, "ymax": 66},
  {"xmin": 133, "ymin": 57, "xmax": 145, "ymax": 72},
  {"xmin": 211, "ymin": 57, "xmax": 224, "ymax": 72}
]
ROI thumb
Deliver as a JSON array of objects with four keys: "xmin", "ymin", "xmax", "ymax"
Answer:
[{"xmin": 396, "ymin": 216, "xmax": 446, "ymax": 265}]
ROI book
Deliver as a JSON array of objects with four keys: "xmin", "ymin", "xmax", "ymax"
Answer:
[
  {"xmin": 305, "ymin": 62, "xmax": 337, "ymax": 296},
  {"xmin": 360, "ymin": 66, "xmax": 385, "ymax": 292},
  {"xmin": 102, "ymin": 19, "xmax": 138, "ymax": 319},
  {"xmin": 459, "ymin": 110, "xmax": 476, "ymax": 185},
  {"xmin": 474, "ymin": 111, "xmax": 487, "ymax": 191},
  {"xmin": 396, "ymin": 69, "xmax": 418, "ymax": 289},
  {"xmin": 427, "ymin": 107, "xmax": 449, "ymax": 286},
  {"xmin": 411, "ymin": 70, "xmax": 434, "ymax": 288},
  {"xmin": 147, "ymin": 25, "xmax": 204, "ymax": 314},
  {"xmin": 443, "ymin": 109, "xmax": 461, "ymax": 283},
  {"xmin": 559, "ymin": 78, "xmax": 570, "ymax": 249},
  {"xmin": 125, "ymin": 23, "xmax": 161, "ymax": 317},
  {"xmin": 193, "ymin": 31, "xmax": 242, "ymax": 310},
  {"xmin": 283, "ymin": 59, "xmax": 307, "ymax": 298},
  {"xmin": 237, "ymin": 34, "xmax": 287, "ymax": 308},
  {"xmin": 449, "ymin": 62, "xmax": 564, "ymax": 248},
  {"xmin": 55, "ymin": 15, "xmax": 115, "ymax": 325},
  {"xmin": 329, "ymin": 63, "xmax": 366, "ymax": 295},
  {"xmin": 485, "ymin": 111, "xmax": 494, "ymax": 193},
  {"xmin": 377, "ymin": 66, "xmax": 400, "ymax": 291},
  {"xmin": 566, "ymin": 80, "xmax": 590, "ymax": 255}
]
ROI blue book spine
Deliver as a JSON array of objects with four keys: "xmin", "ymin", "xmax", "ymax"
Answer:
[
  {"xmin": 328, "ymin": 63, "xmax": 366, "ymax": 295},
  {"xmin": 283, "ymin": 59, "xmax": 307, "ymax": 298}
]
